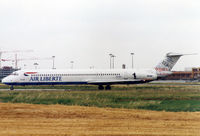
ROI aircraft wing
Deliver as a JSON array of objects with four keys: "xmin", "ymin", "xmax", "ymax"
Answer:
[{"xmin": 87, "ymin": 79, "xmax": 151, "ymax": 85}]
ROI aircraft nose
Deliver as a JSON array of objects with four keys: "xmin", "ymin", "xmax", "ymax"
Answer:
[
  {"xmin": 2, "ymin": 77, "xmax": 7, "ymax": 84},
  {"xmin": 2, "ymin": 77, "xmax": 11, "ymax": 84}
]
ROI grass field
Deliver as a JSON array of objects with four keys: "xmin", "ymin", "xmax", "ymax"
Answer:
[
  {"xmin": 0, "ymin": 103, "xmax": 200, "ymax": 136},
  {"xmin": 0, "ymin": 84, "xmax": 200, "ymax": 136},
  {"xmin": 0, "ymin": 84, "xmax": 200, "ymax": 112}
]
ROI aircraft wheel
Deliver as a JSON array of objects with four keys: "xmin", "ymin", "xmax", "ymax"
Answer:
[
  {"xmin": 105, "ymin": 85, "xmax": 111, "ymax": 90},
  {"xmin": 10, "ymin": 85, "xmax": 14, "ymax": 90},
  {"xmin": 98, "ymin": 85, "xmax": 104, "ymax": 90}
]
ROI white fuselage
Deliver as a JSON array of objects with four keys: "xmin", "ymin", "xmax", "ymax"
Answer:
[{"xmin": 2, "ymin": 69, "xmax": 157, "ymax": 86}]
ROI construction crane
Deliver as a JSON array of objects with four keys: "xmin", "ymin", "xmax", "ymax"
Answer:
[
  {"xmin": 0, "ymin": 50, "xmax": 33, "ymax": 68},
  {"xmin": 1, "ymin": 57, "xmax": 53, "ymax": 69}
]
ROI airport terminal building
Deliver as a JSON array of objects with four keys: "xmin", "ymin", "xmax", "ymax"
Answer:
[{"xmin": 162, "ymin": 67, "xmax": 200, "ymax": 81}]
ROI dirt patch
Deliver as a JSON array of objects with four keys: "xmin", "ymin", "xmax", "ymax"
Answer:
[{"xmin": 0, "ymin": 103, "xmax": 199, "ymax": 136}]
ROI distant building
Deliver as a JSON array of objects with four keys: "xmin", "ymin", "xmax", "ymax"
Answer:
[
  {"xmin": 162, "ymin": 67, "xmax": 200, "ymax": 81},
  {"xmin": 192, "ymin": 67, "xmax": 200, "ymax": 80},
  {"xmin": 0, "ymin": 67, "xmax": 19, "ymax": 82}
]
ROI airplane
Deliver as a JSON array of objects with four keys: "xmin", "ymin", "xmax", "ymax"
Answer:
[{"xmin": 2, "ymin": 52, "xmax": 186, "ymax": 90}]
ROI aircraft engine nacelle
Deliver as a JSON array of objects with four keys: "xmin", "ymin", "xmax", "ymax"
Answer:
[{"xmin": 135, "ymin": 70, "xmax": 157, "ymax": 80}]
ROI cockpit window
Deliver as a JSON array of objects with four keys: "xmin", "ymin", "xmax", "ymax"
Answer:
[
  {"xmin": 11, "ymin": 72, "xmax": 19, "ymax": 76},
  {"xmin": 24, "ymin": 73, "xmax": 29, "ymax": 76}
]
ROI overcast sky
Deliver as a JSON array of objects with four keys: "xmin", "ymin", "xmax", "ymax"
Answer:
[{"xmin": 0, "ymin": 0, "xmax": 200, "ymax": 70}]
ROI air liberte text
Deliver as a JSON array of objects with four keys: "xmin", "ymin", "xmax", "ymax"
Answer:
[{"xmin": 30, "ymin": 76, "xmax": 62, "ymax": 82}]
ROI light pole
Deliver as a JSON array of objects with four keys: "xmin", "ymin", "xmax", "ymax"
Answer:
[
  {"xmin": 112, "ymin": 54, "xmax": 116, "ymax": 69},
  {"xmin": 52, "ymin": 56, "xmax": 55, "ymax": 69},
  {"xmin": 70, "ymin": 61, "xmax": 74, "ymax": 69},
  {"xmin": 15, "ymin": 54, "xmax": 18, "ymax": 69},
  {"xmin": 0, "ymin": 52, "xmax": 2, "ymax": 69},
  {"xmin": 34, "ymin": 62, "xmax": 39, "ymax": 69},
  {"xmin": 109, "ymin": 54, "xmax": 113, "ymax": 69},
  {"xmin": 131, "ymin": 53, "xmax": 134, "ymax": 69}
]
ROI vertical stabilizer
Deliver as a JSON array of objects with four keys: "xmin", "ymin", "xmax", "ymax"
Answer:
[
  {"xmin": 155, "ymin": 53, "xmax": 184, "ymax": 77},
  {"xmin": 155, "ymin": 53, "xmax": 183, "ymax": 71}
]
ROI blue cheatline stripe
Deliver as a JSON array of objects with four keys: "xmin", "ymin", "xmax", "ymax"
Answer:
[
  {"xmin": 2, "ymin": 80, "xmax": 153, "ymax": 86},
  {"xmin": 3, "ymin": 82, "xmax": 88, "ymax": 86}
]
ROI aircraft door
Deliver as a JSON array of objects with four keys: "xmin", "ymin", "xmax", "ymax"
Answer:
[{"xmin": 133, "ymin": 73, "xmax": 137, "ymax": 79}]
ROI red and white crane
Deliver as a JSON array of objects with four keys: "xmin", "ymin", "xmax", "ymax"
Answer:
[
  {"xmin": 0, "ymin": 50, "xmax": 33, "ymax": 68},
  {"xmin": 1, "ymin": 57, "xmax": 53, "ymax": 69}
]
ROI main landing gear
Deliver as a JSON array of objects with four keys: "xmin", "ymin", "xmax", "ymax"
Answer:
[
  {"xmin": 98, "ymin": 85, "xmax": 104, "ymax": 90},
  {"xmin": 105, "ymin": 85, "xmax": 111, "ymax": 90},
  {"xmin": 98, "ymin": 85, "xmax": 111, "ymax": 90}
]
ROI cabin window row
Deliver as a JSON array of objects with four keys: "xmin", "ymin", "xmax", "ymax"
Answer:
[{"xmin": 31, "ymin": 73, "xmax": 121, "ymax": 77}]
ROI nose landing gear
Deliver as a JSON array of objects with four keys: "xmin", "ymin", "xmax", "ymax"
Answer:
[{"xmin": 10, "ymin": 85, "xmax": 14, "ymax": 90}]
